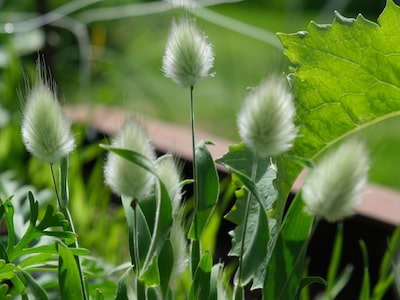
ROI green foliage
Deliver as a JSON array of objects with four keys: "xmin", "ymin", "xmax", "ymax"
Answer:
[
  {"xmin": 2, "ymin": 0, "xmax": 400, "ymax": 299},
  {"xmin": 217, "ymin": 144, "xmax": 275, "ymax": 288},
  {"xmin": 58, "ymin": 242, "xmax": 85, "ymax": 300},
  {"xmin": 0, "ymin": 192, "xmax": 86, "ymax": 298},
  {"xmin": 279, "ymin": 0, "xmax": 400, "ymax": 161},
  {"xmin": 190, "ymin": 141, "xmax": 219, "ymax": 240}
]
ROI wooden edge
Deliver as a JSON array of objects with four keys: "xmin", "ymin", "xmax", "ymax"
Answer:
[{"xmin": 66, "ymin": 105, "xmax": 400, "ymax": 226}]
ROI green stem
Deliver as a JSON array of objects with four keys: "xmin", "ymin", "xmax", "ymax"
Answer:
[
  {"xmin": 190, "ymin": 85, "xmax": 199, "ymax": 239},
  {"xmin": 51, "ymin": 159, "xmax": 88, "ymax": 300},
  {"xmin": 133, "ymin": 203, "xmax": 141, "ymax": 288},
  {"xmin": 236, "ymin": 155, "xmax": 258, "ymax": 289},
  {"xmin": 50, "ymin": 163, "xmax": 61, "ymax": 207}
]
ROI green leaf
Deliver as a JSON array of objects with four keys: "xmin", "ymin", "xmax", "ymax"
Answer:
[
  {"xmin": 320, "ymin": 224, "xmax": 354, "ymax": 299},
  {"xmin": 217, "ymin": 144, "xmax": 276, "ymax": 289},
  {"xmin": 372, "ymin": 226, "xmax": 400, "ymax": 299},
  {"xmin": 327, "ymin": 224, "xmax": 344, "ymax": 288},
  {"xmin": 196, "ymin": 141, "xmax": 219, "ymax": 210},
  {"xmin": 264, "ymin": 193, "xmax": 314, "ymax": 299},
  {"xmin": 189, "ymin": 141, "xmax": 220, "ymax": 240},
  {"xmin": 20, "ymin": 269, "xmax": 49, "ymax": 300},
  {"xmin": 28, "ymin": 192, "xmax": 39, "ymax": 227},
  {"xmin": 139, "ymin": 181, "xmax": 172, "ymax": 286},
  {"xmin": 279, "ymin": 0, "xmax": 400, "ymax": 160},
  {"xmin": 114, "ymin": 267, "xmax": 132, "ymax": 300},
  {"xmin": 274, "ymin": 0, "xmax": 400, "ymax": 224},
  {"xmin": 327, "ymin": 265, "xmax": 354, "ymax": 299},
  {"xmin": 0, "ymin": 242, "xmax": 9, "ymax": 262},
  {"xmin": 95, "ymin": 289, "xmax": 104, "ymax": 300},
  {"xmin": 190, "ymin": 251, "xmax": 212, "ymax": 300},
  {"xmin": 102, "ymin": 146, "xmax": 173, "ymax": 287},
  {"xmin": 216, "ymin": 144, "xmax": 276, "ymax": 213},
  {"xmin": 359, "ymin": 240, "xmax": 370, "ymax": 300},
  {"xmin": 0, "ymin": 260, "xmax": 18, "ymax": 282},
  {"xmin": 158, "ymin": 239, "xmax": 173, "ymax": 298},
  {"xmin": 18, "ymin": 244, "xmax": 89, "ymax": 269},
  {"xmin": 100, "ymin": 145, "xmax": 158, "ymax": 175},
  {"xmin": 3, "ymin": 200, "xmax": 15, "ymax": 252},
  {"xmin": 227, "ymin": 190, "xmax": 269, "ymax": 289},
  {"xmin": 121, "ymin": 196, "xmax": 151, "ymax": 272},
  {"xmin": 296, "ymin": 276, "xmax": 327, "ymax": 299},
  {"xmin": 57, "ymin": 242, "xmax": 85, "ymax": 300}
]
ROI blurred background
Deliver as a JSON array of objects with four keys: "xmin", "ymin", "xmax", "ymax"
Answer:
[{"xmin": 0, "ymin": 0, "xmax": 399, "ymax": 285}]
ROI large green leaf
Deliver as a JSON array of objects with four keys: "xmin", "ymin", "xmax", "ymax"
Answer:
[
  {"xmin": 275, "ymin": 0, "xmax": 400, "ymax": 214},
  {"xmin": 280, "ymin": 0, "xmax": 400, "ymax": 161},
  {"xmin": 262, "ymin": 2, "xmax": 400, "ymax": 295}
]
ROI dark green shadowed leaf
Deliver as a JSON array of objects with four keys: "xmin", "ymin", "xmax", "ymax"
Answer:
[
  {"xmin": 114, "ymin": 267, "xmax": 132, "ymax": 300},
  {"xmin": 217, "ymin": 144, "xmax": 276, "ymax": 289},
  {"xmin": 372, "ymin": 226, "xmax": 400, "ymax": 299},
  {"xmin": 264, "ymin": 193, "xmax": 314, "ymax": 299},
  {"xmin": 20, "ymin": 269, "xmax": 49, "ymax": 300},
  {"xmin": 190, "ymin": 251, "xmax": 212, "ymax": 300},
  {"xmin": 121, "ymin": 196, "xmax": 151, "ymax": 271},
  {"xmin": 158, "ymin": 239, "xmax": 173, "ymax": 298},
  {"xmin": 359, "ymin": 240, "xmax": 370, "ymax": 300},
  {"xmin": 140, "ymin": 181, "xmax": 172, "ymax": 286},
  {"xmin": 296, "ymin": 276, "xmax": 327, "ymax": 299},
  {"xmin": 57, "ymin": 242, "xmax": 84, "ymax": 300}
]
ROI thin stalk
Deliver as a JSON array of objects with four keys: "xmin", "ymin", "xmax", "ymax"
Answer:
[
  {"xmin": 49, "ymin": 163, "xmax": 61, "ymax": 207},
  {"xmin": 189, "ymin": 85, "xmax": 203, "ymax": 284},
  {"xmin": 190, "ymin": 85, "xmax": 199, "ymax": 238},
  {"xmin": 50, "ymin": 159, "xmax": 88, "ymax": 300},
  {"xmin": 133, "ymin": 204, "xmax": 141, "ymax": 286},
  {"xmin": 236, "ymin": 155, "xmax": 258, "ymax": 289},
  {"xmin": 277, "ymin": 218, "xmax": 320, "ymax": 300}
]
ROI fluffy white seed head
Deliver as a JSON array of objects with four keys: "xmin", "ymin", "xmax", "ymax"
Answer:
[
  {"xmin": 104, "ymin": 118, "xmax": 156, "ymax": 200},
  {"xmin": 162, "ymin": 17, "xmax": 214, "ymax": 88},
  {"xmin": 21, "ymin": 73, "xmax": 75, "ymax": 164},
  {"xmin": 237, "ymin": 76, "xmax": 297, "ymax": 158},
  {"xmin": 302, "ymin": 139, "xmax": 370, "ymax": 222},
  {"xmin": 156, "ymin": 154, "xmax": 182, "ymax": 215}
]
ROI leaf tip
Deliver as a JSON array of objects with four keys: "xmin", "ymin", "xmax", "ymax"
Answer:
[{"xmin": 334, "ymin": 10, "xmax": 356, "ymax": 25}]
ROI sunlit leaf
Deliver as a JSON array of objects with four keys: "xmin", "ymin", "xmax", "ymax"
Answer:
[
  {"xmin": 272, "ymin": 0, "xmax": 400, "ymax": 217},
  {"xmin": 189, "ymin": 141, "xmax": 219, "ymax": 240}
]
